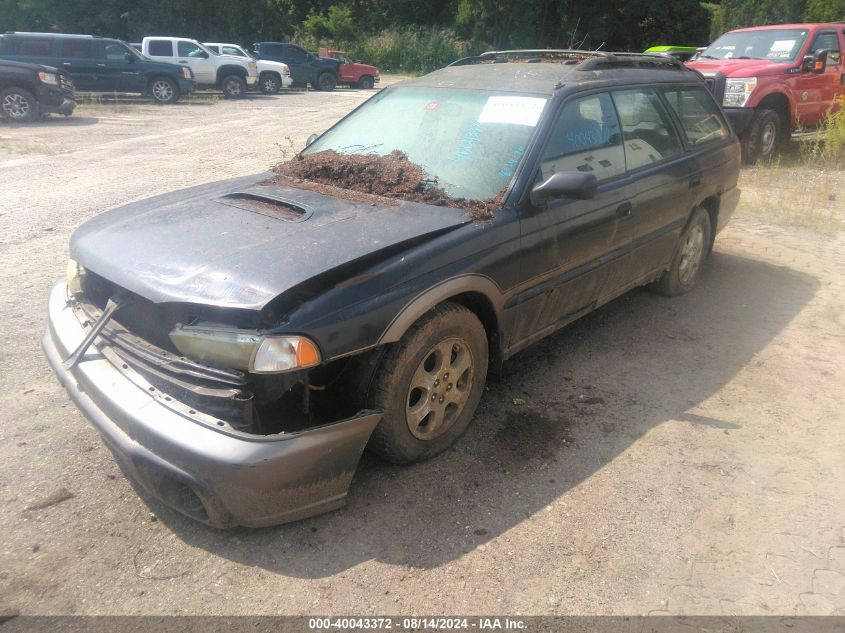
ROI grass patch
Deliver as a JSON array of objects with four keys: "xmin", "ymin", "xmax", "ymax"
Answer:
[
  {"xmin": 800, "ymin": 97, "xmax": 845, "ymax": 162},
  {"xmin": 737, "ymin": 165, "xmax": 844, "ymax": 234}
]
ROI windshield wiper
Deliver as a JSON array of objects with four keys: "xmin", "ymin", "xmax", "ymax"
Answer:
[{"xmin": 698, "ymin": 54, "xmax": 718, "ymax": 60}]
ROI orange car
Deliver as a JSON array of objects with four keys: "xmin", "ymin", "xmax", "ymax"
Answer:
[{"xmin": 318, "ymin": 48, "xmax": 380, "ymax": 88}]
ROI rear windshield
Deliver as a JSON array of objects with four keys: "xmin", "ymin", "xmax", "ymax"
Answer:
[
  {"xmin": 701, "ymin": 28, "xmax": 809, "ymax": 63},
  {"xmin": 304, "ymin": 87, "xmax": 546, "ymax": 200}
]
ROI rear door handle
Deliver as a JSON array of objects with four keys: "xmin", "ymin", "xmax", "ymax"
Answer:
[{"xmin": 615, "ymin": 202, "xmax": 633, "ymax": 218}]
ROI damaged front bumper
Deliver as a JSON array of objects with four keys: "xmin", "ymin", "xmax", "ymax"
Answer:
[{"xmin": 43, "ymin": 281, "xmax": 381, "ymax": 528}]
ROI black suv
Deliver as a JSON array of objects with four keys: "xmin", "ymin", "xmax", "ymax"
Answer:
[
  {"xmin": 253, "ymin": 42, "xmax": 340, "ymax": 90},
  {"xmin": 44, "ymin": 50, "xmax": 741, "ymax": 528},
  {"xmin": 0, "ymin": 32, "xmax": 194, "ymax": 104},
  {"xmin": 1, "ymin": 58, "xmax": 75, "ymax": 122}
]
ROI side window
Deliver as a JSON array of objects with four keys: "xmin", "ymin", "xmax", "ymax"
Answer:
[
  {"xmin": 103, "ymin": 42, "xmax": 131, "ymax": 61},
  {"xmin": 19, "ymin": 38, "xmax": 53, "ymax": 56},
  {"xmin": 540, "ymin": 93, "xmax": 625, "ymax": 182},
  {"xmin": 664, "ymin": 87, "xmax": 730, "ymax": 146},
  {"xmin": 177, "ymin": 41, "xmax": 204, "ymax": 57},
  {"xmin": 611, "ymin": 89, "xmax": 683, "ymax": 170},
  {"xmin": 809, "ymin": 32, "xmax": 841, "ymax": 65},
  {"xmin": 59, "ymin": 39, "xmax": 93, "ymax": 59},
  {"xmin": 147, "ymin": 40, "xmax": 173, "ymax": 57},
  {"xmin": 287, "ymin": 46, "xmax": 308, "ymax": 64},
  {"xmin": 222, "ymin": 46, "xmax": 242, "ymax": 56}
]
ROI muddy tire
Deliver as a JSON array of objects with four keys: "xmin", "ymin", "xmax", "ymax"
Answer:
[
  {"xmin": 366, "ymin": 303, "xmax": 488, "ymax": 465},
  {"xmin": 259, "ymin": 72, "xmax": 281, "ymax": 95},
  {"xmin": 1, "ymin": 87, "xmax": 38, "ymax": 122},
  {"xmin": 315, "ymin": 72, "xmax": 337, "ymax": 92},
  {"xmin": 357, "ymin": 75, "xmax": 375, "ymax": 89},
  {"xmin": 652, "ymin": 207, "xmax": 712, "ymax": 297},
  {"xmin": 221, "ymin": 75, "xmax": 247, "ymax": 99},
  {"xmin": 149, "ymin": 77, "xmax": 179, "ymax": 104},
  {"xmin": 741, "ymin": 108, "xmax": 784, "ymax": 164}
]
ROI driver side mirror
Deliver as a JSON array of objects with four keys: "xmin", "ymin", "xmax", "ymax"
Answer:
[
  {"xmin": 307, "ymin": 53, "xmax": 315, "ymax": 62},
  {"xmin": 803, "ymin": 49, "xmax": 828, "ymax": 73},
  {"xmin": 530, "ymin": 171, "xmax": 598, "ymax": 207},
  {"xmin": 305, "ymin": 133, "xmax": 319, "ymax": 148},
  {"xmin": 124, "ymin": 52, "xmax": 135, "ymax": 63},
  {"xmin": 198, "ymin": 50, "xmax": 209, "ymax": 59}
]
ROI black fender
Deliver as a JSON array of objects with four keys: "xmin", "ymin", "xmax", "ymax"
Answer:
[
  {"xmin": 215, "ymin": 65, "xmax": 247, "ymax": 84},
  {"xmin": 377, "ymin": 274, "xmax": 505, "ymax": 347}
]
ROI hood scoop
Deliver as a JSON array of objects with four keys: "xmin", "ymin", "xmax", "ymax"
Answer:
[{"xmin": 218, "ymin": 192, "xmax": 312, "ymax": 222}]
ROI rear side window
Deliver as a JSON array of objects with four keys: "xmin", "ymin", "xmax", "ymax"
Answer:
[
  {"xmin": 18, "ymin": 38, "xmax": 53, "ymax": 57},
  {"xmin": 222, "ymin": 46, "xmax": 244, "ymax": 56},
  {"xmin": 147, "ymin": 40, "xmax": 173, "ymax": 57},
  {"xmin": 540, "ymin": 92, "xmax": 625, "ymax": 183},
  {"xmin": 664, "ymin": 87, "xmax": 730, "ymax": 146},
  {"xmin": 611, "ymin": 89, "xmax": 683, "ymax": 169},
  {"xmin": 59, "ymin": 39, "xmax": 93, "ymax": 59}
]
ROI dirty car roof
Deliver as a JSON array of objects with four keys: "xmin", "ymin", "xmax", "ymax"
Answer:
[{"xmin": 400, "ymin": 61, "xmax": 703, "ymax": 96}]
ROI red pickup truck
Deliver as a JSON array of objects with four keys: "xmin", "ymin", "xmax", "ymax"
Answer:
[
  {"xmin": 318, "ymin": 48, "xmax": 380, "ymax": 89},
  {"xmin": 687, "ymin": 23, "xmax": 845, "ymax": 163}
]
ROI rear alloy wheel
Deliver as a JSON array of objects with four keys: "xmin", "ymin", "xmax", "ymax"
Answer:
[
  {"xmin": 652, "ymin": 207, "xmax": 712, "ymax": 297},
  {"xmin": 316, "ymin": 72, "xmax": 337, "ymax": 92},
  {"xmin": 259, "ymin": 73, "xmax": 281, "ymax": 94},
  {"xmin": 357, "ymin": 75, "xmax": 375, "ymax": 89},
  {"xmin": 367, "ymin": 302, "xmax": 488, "ymax": 464},
  {"xmin": 150, "ymin": 77, "xmax": 179, "ymax": 104},
  {"xmin": 221, "ymin": 75, "xmax": 247, "ymax": 99},
  {"xmin": 1, "ymin": 87, "xmax": 37, "ymax": 122}
]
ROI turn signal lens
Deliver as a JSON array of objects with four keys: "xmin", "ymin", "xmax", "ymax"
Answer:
[
  {"xmin": 250, "ymin": 336, "xmax": 321, "ymax": 374},
  {"xmin": 66, "ymin": 259, "xmax": 87, "ymax": 295}
]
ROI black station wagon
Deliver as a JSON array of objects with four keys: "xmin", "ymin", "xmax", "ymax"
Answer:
[{"xmin": 44, "ymin": 50, "xmax": 741, "ymax": 528}]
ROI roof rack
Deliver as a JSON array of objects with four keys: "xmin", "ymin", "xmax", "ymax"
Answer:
[{"xmin": 449, "ymin": 49, "xmax": 685, "ymax": 71}]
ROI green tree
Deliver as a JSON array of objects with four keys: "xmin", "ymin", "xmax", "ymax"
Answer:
[{"xmin": 804, "ymin": 0, "xmax": 845, "ymax": 21}]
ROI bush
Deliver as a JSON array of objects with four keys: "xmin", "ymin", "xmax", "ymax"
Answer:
[
  {"xmin": 802, "ymin": 97, "xmax": 845, "ymax": 162},
  {"xmin": 349, "ymin": 27, "xmax": 475, "ymax": 74}
]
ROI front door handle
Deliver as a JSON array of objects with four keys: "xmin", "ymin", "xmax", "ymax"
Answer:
[
  {"xmin": 615, "ymin": 202, "xmax": 633, "ymax": 219},
  {"xmin": 690, "ymin": 176, "xmax": 702, "ymax": 189}
]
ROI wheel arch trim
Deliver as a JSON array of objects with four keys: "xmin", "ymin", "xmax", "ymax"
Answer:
[{"xmin": 377, "ymin": 274, "xmax": 505, "ymax": 348}]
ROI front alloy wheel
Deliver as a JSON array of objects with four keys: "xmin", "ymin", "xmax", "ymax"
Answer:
[
  {"xmin": 150, "ymin": 78, "xmax": 178, "ymax": 104},
  {"xmin": 1, "ymin": 88, "xmax": 37, "ymax": 122},
  {"xmin": 405, "ymin": 338, "xmax": 474, "ymax": 440},
  {"xmin": 260, "ymin": 74, "xmax": 280, "ymax": 94},
  {"xmin": 367, "ymin": 302, "xmax": 488, "ymax": 464}
]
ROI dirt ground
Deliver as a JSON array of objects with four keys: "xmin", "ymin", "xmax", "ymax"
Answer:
[{"xmin": 1, "ymin": 80, "xmax": 844, "ymax": 617}]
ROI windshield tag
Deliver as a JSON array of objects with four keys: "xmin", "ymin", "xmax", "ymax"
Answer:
[{"xmin": 478, "ymin": 96, "xmax": 547, "ymax": 127}]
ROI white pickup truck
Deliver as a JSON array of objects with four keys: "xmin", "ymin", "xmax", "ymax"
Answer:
[
  {"xmin": 140, "ymin": 37, "xmax": 257, "ymax": 98},
  {"xmin": 204, "ymin": 43, "xmax": 292, "ymax": 94}
]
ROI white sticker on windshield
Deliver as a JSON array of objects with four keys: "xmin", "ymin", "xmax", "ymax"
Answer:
[{"xmin": 478, "ymin": 96, "xmax": 547, "ymax": 126}]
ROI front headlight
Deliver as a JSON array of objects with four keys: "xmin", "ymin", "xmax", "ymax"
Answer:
[
  {"xmin": 38, "ymin": 72, "xmax": 59, "ymax": 86},
  {"xmin": 248, "ymin": 61, "xmax": 257, "ymax": 74},
  {"xmin": 169, "ymin": 323, "xmax": 321, "ymax": 374},
  {"xmin": 251, "ymin": 336, "xmax": 320, "ymax": 374},
  {"xmin": 182, "ymin": 67, "xmax": 192, "ymax": 80},
  {"xmin": 723, "ymin": 77, "xmax": 757, "ymax": 107},
  {"xmin": 281, "ymin": 64, "xmax": 290, "ymax": 76},
  {"xmin": 66, "ymin": 259, "xmax": 87, "ymax": 295}
]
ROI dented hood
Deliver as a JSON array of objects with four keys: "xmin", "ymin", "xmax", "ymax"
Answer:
[{"xmin": 70, "ymin": 173, "xmax": 471, "ymax": 311}]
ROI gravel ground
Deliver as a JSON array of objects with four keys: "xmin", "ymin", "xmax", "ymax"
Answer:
[{"xmin": 1, "ymin": 81, "xmax": 844, "ymax": 617}]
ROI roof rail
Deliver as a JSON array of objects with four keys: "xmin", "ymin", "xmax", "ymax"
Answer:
[{"xmin": 449, "ymin": 49, "xmax": 685, "ymax": 71}]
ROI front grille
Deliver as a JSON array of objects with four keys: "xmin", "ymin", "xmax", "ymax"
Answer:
[
  {"xmin": 59, "ymin": 74, "xmax": 74, "ymax": 93},
  {"xmin": 74, "ymin": 296, "xmax": 258, "ymax": 431}
]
